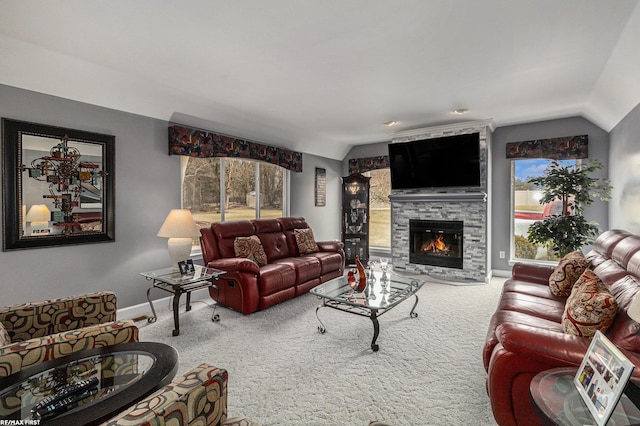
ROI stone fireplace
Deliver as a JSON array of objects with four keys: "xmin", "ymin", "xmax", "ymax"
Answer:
[
  {"xmin": 390, "ymin": 121, "xmax": 491, "ymax": 283},
  {"xmin": 409, "ymin": 219, "xmax": 464, "ymax": 269}
]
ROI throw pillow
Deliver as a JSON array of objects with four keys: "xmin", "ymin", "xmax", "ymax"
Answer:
[
  {"xmin": 234, "ymin": 235, "xmax": 268, "ymax": 266},
  {"xmin": 562, "ymin": 270, "xmax": 617, "ymax": 337},
  {"xmin": 549, "ymin": 250, "xmax": 589, "ymax": 297},
  {"xmin": 0, "ymin": 322, "xmax": 10, "ymax": 346},
  {"xmin": 294, "ymin": 228, "xmax": 319, "ymax": 255}
]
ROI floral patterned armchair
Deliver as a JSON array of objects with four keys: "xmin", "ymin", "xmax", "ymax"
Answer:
[{"xmin": 0, "ymin": 291, "xmax": 138, "ymax": 377}]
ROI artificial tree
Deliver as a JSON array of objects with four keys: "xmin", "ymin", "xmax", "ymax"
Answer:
[{"xmin": 526, "ymin": 159, "xmax": 612, "ymax": 258}]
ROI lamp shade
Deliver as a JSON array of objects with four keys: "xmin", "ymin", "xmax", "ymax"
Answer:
[
  {"xmin": 157, "ymin": 209, "xmax": 200, "ymax": 268},
  {"xmin": 25, "ymin": 204, "xmax": 51, "ymax": 222},
  {"xmin": 157, "ymin": 209, "xmax": 200, "ymax": 238}
]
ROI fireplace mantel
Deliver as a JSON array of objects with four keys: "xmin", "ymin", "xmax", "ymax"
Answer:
[{"xmin": 389, "ymin": 192, "xmax": 487, "ymax": 203}]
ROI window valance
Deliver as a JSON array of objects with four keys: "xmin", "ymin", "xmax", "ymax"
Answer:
[
  {"xmin": 506, "ymin": 135, "xmax": 588, "ymax": 160},
  {"xmin": 168, "ymin": 125, "xmax": 303, "ymax": 172},
  {"xmin": 348, "ymin": 155, "xmax": 390, "ymax": 175}
]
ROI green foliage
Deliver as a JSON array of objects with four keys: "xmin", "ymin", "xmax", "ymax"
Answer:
[
  {"xmin": 515, "ymin": 235, "xmax": 537, "ymax": 259},
  {"xmin": 526, "ymin": 159, "xmax": 612, "ymax": 257},
  {"xmin": 527, "ymin": 215, "xmax": 600, "ymax": 257}
]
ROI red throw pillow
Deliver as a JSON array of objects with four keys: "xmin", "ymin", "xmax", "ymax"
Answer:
[{"xmin": 562, "ymin": 269, "xmax": 617, "ymax": 337}]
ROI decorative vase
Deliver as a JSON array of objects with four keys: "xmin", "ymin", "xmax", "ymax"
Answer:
[
  {"xmin": 353, "ymin": 256, "xmax": 367, "ymax": 292},
  {"xmin": 347, "ymin": 269, "xmax": 356, "ymax": 288}
]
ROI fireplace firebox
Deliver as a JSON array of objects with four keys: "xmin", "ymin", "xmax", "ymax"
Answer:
[{"xmin": 409, "ymin": 219, "xmax": 463, "ymax": 269}]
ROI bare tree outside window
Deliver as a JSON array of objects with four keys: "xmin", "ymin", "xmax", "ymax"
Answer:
[
  {"xmin": 366, "ymin": 169, "xmax": 391, "ymax": 248},
  {"xmin": 182, "ymin": 157, "xmax": 287, "ymax": 245}
]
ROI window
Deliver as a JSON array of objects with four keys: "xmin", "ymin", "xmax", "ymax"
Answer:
[
  {"xmin": 512, "ymin": 158, "xmax": 578, "ymax": 261},
  {"xmin": 182, "ymin": 156, "xmax": 288, "ymax": 237},
  {"xmin": 364, "ymin": 168, "xmax": 391, "ymax": 248}
]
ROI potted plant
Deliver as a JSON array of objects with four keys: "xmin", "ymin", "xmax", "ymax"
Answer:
[{"xmin": 526, "ymin": 159, "xmax": 612, "ymax": 258}]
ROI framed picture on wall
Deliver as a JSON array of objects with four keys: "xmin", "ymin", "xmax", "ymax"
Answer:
[
  {"xmin": 315, "ymin": 167, "xmax": 326, "ymax": 207},
  {"xmin": 574, "ymin": 331, "xmax": 635, "ymax": 425}
]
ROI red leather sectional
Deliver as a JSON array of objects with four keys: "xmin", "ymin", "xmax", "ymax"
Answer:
[
  {"xmin": 200, "ymin": 217, "xmax": 345, "ymax": 314},
  {"xmin": 484, "ymin": 229, "xmax": 640, "ymax": 425}
]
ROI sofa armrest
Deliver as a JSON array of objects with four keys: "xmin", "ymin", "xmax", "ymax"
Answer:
[
  {"xmin": 102, "ymin": 363, "xmax": 228, "ymax": 426},
  {"xmin": 495, "ymin": 322, "xmax": 589, "ymax": 366},
  {"xmin": 207, "ymin": 258, "xmax": 261, "ymax": 274},
  {"xmin": 0, "ymin": 320, "xmax": 139, "ymax": 377},
  {"xmin": 317, "ymin": 240, "xmax": 344, "ymax": 252},
  {"xmin": 0, "ymin": 291, "xmax": 118, "ymax": 342},
  {"xmin": 511, "ymin": 262, "xmax": 556, "ymax": 285}
]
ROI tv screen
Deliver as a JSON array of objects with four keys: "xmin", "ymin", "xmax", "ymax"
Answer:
[{"xmin": 388, "ymin": 133, "xmax": 481, "ymax": 190}]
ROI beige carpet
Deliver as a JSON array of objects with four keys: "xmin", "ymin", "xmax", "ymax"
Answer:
[{"xmin": 137, "ymin": 276, "xmax": 505, "ymax": 425}]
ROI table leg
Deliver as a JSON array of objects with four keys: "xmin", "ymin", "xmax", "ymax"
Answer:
[
  {"xmin": 172, "ymin": 288, "xmax": 183, "ymax": 336},
  {"xmin": 409, "ymin": 294, "xmax": 419, "ymax": 318},
  {"xmin": 315, "ymin": 305, "xmax": 327, "ymax": 334},
  {"xmin": 370, "ymin": 309, "xmax": 380, "ymax": 352},
  {"xmin": 210, "ymin": 283, "xmax": 220, "ymax": 322},
  {"xmin": 146, "ymin": 285, "xmax": 157, "ymax": 323},
  {"xmin": 185, "ymin": 291, "xmax": 192, "ymax": 312}
]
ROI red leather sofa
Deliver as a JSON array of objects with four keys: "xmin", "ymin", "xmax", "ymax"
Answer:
[
  {"xmin": 200, "ymin": 217, "xmax": 345, "ymax": 314},
  {"xmin": 484, "ymin": 229, "xmax": 640, "ymax": 425}
]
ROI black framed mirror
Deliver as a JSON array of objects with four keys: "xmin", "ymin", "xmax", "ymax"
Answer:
[{"xmin": 2, "ymin": 118, "xmax": 115, "ymax": 250}]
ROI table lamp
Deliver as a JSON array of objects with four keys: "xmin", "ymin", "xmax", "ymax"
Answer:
[
  {"xmin": 26, "ymin": 204, "xmax": 51, "ymax": 233},
  {"xmin": 157, "ymin": 209, "xmax": 200, "ymax": 268}
]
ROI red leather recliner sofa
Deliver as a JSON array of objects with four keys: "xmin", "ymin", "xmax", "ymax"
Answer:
[
  {"xmin": 484, "ymin": 229, "xmax": 640, "ymax": 425},
  {"xmin": 200, "ymin": 217, "xmax": 345, "ymax": 315}
]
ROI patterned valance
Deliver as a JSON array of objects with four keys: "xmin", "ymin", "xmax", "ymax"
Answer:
[
  {"xmin": 168, "ymin": 125, "xmax": 303, "ymax": 172},
  {"xmin": 506, "ymin": 135, "xmax": 588, "ymax": 160},
  {"xmin": 348, "ymin": 155, "xmax": 390, "ymax": 175}
]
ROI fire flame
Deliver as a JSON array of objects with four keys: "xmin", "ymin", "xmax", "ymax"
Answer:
[{"xmin": 421, "ymin": 234, "xmax": 451, "ymax": 254}]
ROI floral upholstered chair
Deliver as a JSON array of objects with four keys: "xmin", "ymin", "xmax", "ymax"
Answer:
[{"xmin": 0, "ymin": 291, "xmax": 139, "ymax": 377}]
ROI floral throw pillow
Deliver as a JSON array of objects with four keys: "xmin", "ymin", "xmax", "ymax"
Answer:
[
  {"xmin": 234, "ymin": 235, "xmax": 268, "ymax": 266},
  {"xmin": 549, "ymin": 250, "xmax": 589, "ymax": 296},
  {"xmin": 562, "ymin": 270, "xmax": 617, "ymax": 337},
  {"xmin": 0, "ymin": 322, "xmax": 10, "ymax": 346},
  {"xmin": 294, "ymin": 228, "xmax": 319, "ymax": 255}
]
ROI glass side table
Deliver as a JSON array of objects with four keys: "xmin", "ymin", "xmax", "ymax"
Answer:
[
  {"xmin": 141, "ymin": 265, "xmax": 225, "ymax": 336},
  {"xmin": 530, "ymin": 367, "xmax": 640, "ymax": 425}
]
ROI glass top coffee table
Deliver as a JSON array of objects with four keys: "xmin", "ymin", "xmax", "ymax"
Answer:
[{"xmin": 310, "ymin": 268, "xmax": 424, "ymax": 351}]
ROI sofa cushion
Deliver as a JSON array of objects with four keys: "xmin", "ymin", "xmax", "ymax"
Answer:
[
  {"xmin": 562, "ymin": 269, "xmax": 618, "ymax": 337},
  {"xmin": 258, "ymin": 264, "xmax": 297, "ymax": 295},
  {"xmin": 234, "ymin": 236, "xmax": 268, "ymax": 266},
  {"xmin": 549, "ymin": 250, "xmax": 589, "ymax": 296},
  {"xmin": 306, "ymin": 251, "xmax": 344, "ymax": 275},
  {"xmin": 0, "ymin": 322, "xmax": 10, "ymax": 346},
  {"xmin": 273, "ymin": 256, "xmax": 322, "ymax": 284},
  {"xmin": 294, "ymin": 228, "xmax": 319, "ymax": 254}
]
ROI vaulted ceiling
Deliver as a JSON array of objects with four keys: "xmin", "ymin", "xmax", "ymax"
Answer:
[{"xmin": 1, "ymin": 1, "xmax": 639, "ymax": 160}]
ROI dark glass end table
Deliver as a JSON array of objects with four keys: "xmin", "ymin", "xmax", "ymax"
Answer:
[{"xmin": 0, "ymin": 342, "xmax": 178, "ymax": 426}]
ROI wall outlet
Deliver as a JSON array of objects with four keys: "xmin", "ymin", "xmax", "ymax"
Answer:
[{"xmin": 499, "ymin": 251, "xmax": 506, "ymax": 259}]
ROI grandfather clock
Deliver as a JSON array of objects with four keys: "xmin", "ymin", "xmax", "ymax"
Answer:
[{"xmin": 342, "ymin": 173, "xmax": 370, "ymax": 265}]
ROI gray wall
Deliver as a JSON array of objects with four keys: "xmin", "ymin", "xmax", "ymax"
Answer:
[
  {"xmin": 491, "ymin": 117, "xmax": 610, "ymax": 271},
  {"xmin": 0, "ymin": 84, "xmax": 342, "ymax": 308},
  {"xmin": 609, "ymin": 102, "xmax": 640, "ymax": 233}
]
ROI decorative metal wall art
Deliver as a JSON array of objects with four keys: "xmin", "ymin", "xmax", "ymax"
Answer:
[{"xmin": 2, "ymin": 118, "xmax": 115, "ymax": 250}]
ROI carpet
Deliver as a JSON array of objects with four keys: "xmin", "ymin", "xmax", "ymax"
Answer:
[{"xmin": 137, "ymin": 276, "xmax": 505, "ymax": 425}]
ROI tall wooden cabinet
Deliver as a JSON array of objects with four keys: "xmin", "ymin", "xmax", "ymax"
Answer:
[{"xmin": 342, "ymin": 173, "xmax": 370, "ymax": 265}]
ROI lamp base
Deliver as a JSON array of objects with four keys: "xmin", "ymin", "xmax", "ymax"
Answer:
[{"xmin": 167, "ymin": 237, "xmax": 193, "ymax": 268}]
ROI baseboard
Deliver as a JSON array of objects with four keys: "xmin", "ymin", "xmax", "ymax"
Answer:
[
  {"xmin": 492, "ymin": 269, "xmax": 512, "ymax": 278},
  {"xmin": 118, "ymin": 288, "xmax": 210, "ymax": 320}
]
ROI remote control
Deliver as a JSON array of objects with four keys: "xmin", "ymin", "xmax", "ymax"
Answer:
[
  {"xmin": 32, "ymin": 386, "xmax": 99, "ymax": 420},
  {"xmin": 31, "ymin": 376, "xmax": 99, "ymax": 413}
]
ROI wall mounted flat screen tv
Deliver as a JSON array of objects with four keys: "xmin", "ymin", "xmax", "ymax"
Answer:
[{"xmin": 388, "ymin": 132, "xmax": 481, "ymax": 190}]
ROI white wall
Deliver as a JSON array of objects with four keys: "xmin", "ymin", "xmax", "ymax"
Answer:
[
  {"xmin": 0, "ymin": 84, "xmax": 342, "ymax": 308},
  {"xmin": 609, "ymin": 102, "xmax": 640, "ymax": 233}
]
